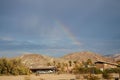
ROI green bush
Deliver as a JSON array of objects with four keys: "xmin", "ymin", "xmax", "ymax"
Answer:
[
  {"xmin": 73, "ymin": 67, "xmax": 102, "ymax": 74},
  {"xmin": 102, "ymin": 71, "xmax": 112, "ymax": 79},
  {"xmin": 0, "ymin": 58, "xmax": 30, "ymax": 75},
  {"xmin": 88, "ymin": 75, "xmax": 100, "ymax": 80},
  {"xmin": 84, "ymin": 75, "xmax": 100, "ymax": 80},
  {"xmin": 103, "ymin": 68, "xmax": 120, "ymax": 79}
]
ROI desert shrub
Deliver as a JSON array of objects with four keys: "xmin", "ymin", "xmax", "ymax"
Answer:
[
  {"xmin": 104, "ymin": 68, "xmax": 120, "ymax": 79},
  {"xmin": 112, "ymin": 68, "xmax": 120, "ymax": 73},
  {"xmin": 84, "ymin": 75, "xmax": 100, "ymax": 80},
  {"xmin": 104, "ymin": 68, "xmax": 115, "ymax": 73},
  {"xmin": 88, "ymin": 75, "xmax": 100, "ymax": 80},
  {"xmin": 73, "ymin": 67, "xmax": 102, "ymax": 74},
  {"xmin": 92, "ymin": 67, "xmax": 102, "ymax": 74},
  {"xmin": 102, "ymin": 71, "xmax": 112, "ymax": 79},
  {"xmin": 0, "ymin": 58, "xmax": 30, "ymax": 75}
]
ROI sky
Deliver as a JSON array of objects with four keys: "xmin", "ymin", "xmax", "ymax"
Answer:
[{"xmin": 0, "ymin": 0, "xmax": 120, "ymax": 57}]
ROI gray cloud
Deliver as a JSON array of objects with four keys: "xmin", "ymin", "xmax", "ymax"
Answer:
[{"xmin": 0, "ymin": 0, "xmax": 120, "ymax": 57}]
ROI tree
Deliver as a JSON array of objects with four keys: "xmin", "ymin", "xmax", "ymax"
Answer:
[
  {"xmin": 0, "ymin": 58, "xmax": 30, "ymax": 75},
  {"xmin": 87, "ymin": 59, "xmax": 92, "ymax": 66},
  {"xmin": 68, "ymin": 61, "xmax": 72, "ymax": 67},
  {"xmin": 47, "ymin": 62, "xmax": 51, "ymax": 66},
  {"xmin": 73, "ymin": 61, "xmax": 77, "ymax": 66},
  {"xmin": 53, "ymin": 61, "xmax": 56, "ymax": 66}
]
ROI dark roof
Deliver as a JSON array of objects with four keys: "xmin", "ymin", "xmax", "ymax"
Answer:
[
  {"xmin": 30, "ymin": 66, "xmax": 56, "ymax": 70},
  {"xmin": 95, "ymin": 61, "xmax": 118, "ymax": 66}
]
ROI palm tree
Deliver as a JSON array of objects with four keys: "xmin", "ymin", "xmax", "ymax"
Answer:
[
  {"xmin": 53, "ymin": 61, "xmax": 56, "ymax": 66},
  {"xmin": 86, "ymin": 59, "xmax": 92, "ymax": 66},
  {"xmin": 47, "ymin": 62, "xmax": 51, "ymax": 66},
  {"xmin": 69, "ymin": 60, "xmax": 72, "ymax": 67},
  {"xmin": 73, "ymin": 61, "xmax": 77, "ymax": 66}
]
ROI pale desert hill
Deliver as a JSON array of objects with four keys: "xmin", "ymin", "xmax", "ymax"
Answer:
[
  {"xmin": 114, "ymin": 54, "xmax": 120, "ymax": 61},
  {"xmin": 19, "ymin": 53, "xmax": 67, "ymax": 68},
  {"xmin": 62, "ymin": 51, "xmax": 114, "ymax": 63},
  {"xmin": 18, "ymin": 52, "xmax": 115, "ymax": 68},
  {"xmin": 106, "ymin": 54, "xmax": 120, "ymax": 61},
  {"xmin": 19, "ymin": 54, "xmax": 52, "ymax": 68}
]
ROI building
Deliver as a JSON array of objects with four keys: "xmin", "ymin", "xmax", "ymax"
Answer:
[
  {"xmin": 30, "ymin": 66, "xmax": 56, "ymax": 73},
  {"xmin": 95, "ymin": 61, "xmax": 118, "ymax": 71}
]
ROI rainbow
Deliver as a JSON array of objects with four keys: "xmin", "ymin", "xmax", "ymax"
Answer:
[{"xmin": 55, "ymin": 20, "xmax": 81, "ymax": 46}]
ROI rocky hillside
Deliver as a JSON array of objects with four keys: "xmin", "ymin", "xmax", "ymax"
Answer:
[
  {"xmin": 62, "ymin": 51, "xmax": 114, "ymax": 62},
  {"xmin": 19, "ymin": 53, "xmax": 67, "ymax": 68},
  {"xmin": 18, "ymin": 52, "xmax": 116, "ymax": 68},
  {"xmin": 114, "ymin": 54, "xmax": 120, "ymax": 61},
  {"xmin": 19, "ymin": 54, "xmax": 52, "ymax": 68},
  {"xmin": 106, "ymin": 54, "xmax": 120, "ymax": 61}
]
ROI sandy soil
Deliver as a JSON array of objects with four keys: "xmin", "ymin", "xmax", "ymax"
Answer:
[
  {"xmin": 0, "ymin": 74, "xmax": 76, "ymax": 80},
  {"xmin": 0, "ymin": 74, "xmax": 119, "ymax": 80}
]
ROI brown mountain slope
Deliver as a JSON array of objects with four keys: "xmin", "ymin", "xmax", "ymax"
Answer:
[
  {"xmin": 18, "ymin": 52, "xmax": 115, "ymax": 68},
  {"xmin": 107, "ymin": 54, "xmax": 120, "ymax": 61},
  {"xmin": 19, "ymin": 53, "xmax": 67, "ymax": 68},
  {"xmin": 114, "ymin": 55, "xmax": 120, "ymax": 61},
  {"xmin": 19, "ymin": 54, "xmax": 53, "ymax": 68},
  {"xmin": 62, "ymin": 51, "xmax": 114, "ymax": 62}
]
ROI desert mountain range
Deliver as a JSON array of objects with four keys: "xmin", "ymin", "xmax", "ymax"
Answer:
[
  {"xmin": 106, "ymin": 54, "xmax": 120, "ymax": 61},
  {"xmin": 18, "ymin": 51, "xmax": 120, "ymax": 68}
]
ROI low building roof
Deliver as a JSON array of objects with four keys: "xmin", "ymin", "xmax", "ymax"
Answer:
[
  {"xmin": 95, "ymin": 61, "xmax": 119, "ymax": 67},
  {"xmin": 30, "ymin": 66, "xmax": 56, "ymax": 70}
]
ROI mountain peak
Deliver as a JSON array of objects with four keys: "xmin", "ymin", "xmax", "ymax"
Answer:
[{"xmin": 62, "ymin": 51, "xmax": 113, "ymax": 62}]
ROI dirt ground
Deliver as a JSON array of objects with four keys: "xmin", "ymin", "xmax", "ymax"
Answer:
[
  {"xmin": 0, "ymin": 74, "xmax": 119, "ymax": 80},
  {"xmin": 0, "ymin": 74, "xmax": 76, "ymax": 80}
]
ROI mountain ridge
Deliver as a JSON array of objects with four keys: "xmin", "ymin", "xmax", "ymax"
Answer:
[
  {"xmin": 105, "ymin": 53, "xmax": 120, "ymax": 61},
  {"xmin": 17, "ymin": 51, "xmax": 116, "ymax": 68},
  {"xmin": 61, "ymin": 51, "xmax": 114, "ymax": 62}
]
